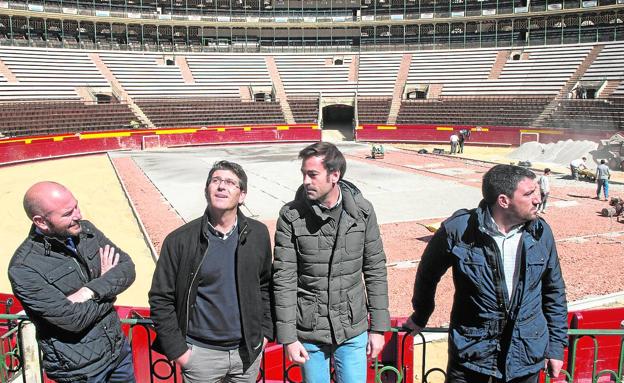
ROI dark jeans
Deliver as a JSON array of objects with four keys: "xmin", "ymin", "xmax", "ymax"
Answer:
[
  {"xmin": 85, "ymin": 338, "xmax": 136, "ymax": 383},
  {"xmin": 445, "ymin": 359, "xmax": 539, "ymax": 383}
]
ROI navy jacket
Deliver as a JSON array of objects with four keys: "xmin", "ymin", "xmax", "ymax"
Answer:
[{"xmin": 410, "ymin": 201, "xmax": 568, "ymax": 381}]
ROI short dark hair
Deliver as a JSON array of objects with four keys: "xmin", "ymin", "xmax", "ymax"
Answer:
[
  {"xmin": 544, "ymin": 168, "xmax": 551, "ymax": 174},
  {"xmin": 298, "ymin": 142, "xmax": 347, "ymax": 180},
  {"xmin": 601, "ymin": 159, "xmax": 606, "ymax": 165},
  {"xmin": 206, "ymin": 160, "xmax": 248, "ymax": 192},
  {"xmin": 482, "ymin": 164, "xmax": 536, "ymax": 206}
]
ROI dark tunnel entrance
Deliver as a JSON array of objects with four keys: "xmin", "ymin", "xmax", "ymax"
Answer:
[{"xmin": 322, "ymin": 104, "xmax": 354, "ymax": 141}]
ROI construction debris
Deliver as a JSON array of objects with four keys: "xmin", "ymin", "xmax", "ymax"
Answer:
[{"xmin": 601, "ymin": 197, "xmax": 624, "ymax": 218}]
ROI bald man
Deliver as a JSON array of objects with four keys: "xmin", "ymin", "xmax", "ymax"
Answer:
[{"xmin": 8, "ymin": 181, "xmax": 136, "ymax": 383}]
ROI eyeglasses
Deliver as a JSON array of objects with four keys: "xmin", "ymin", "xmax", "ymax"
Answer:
[{"xmin": 209, "ymin": 176, "xmax": 240, "ymax": 189}]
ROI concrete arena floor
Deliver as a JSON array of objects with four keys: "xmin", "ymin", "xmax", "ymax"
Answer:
[{"xmin": 116, "ymin": 142, "xmax": 483, "ymax": 224}]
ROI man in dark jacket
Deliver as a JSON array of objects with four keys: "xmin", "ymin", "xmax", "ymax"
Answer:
[
  {"xmin": 273, "ymin": 142, "xmax": 390, "ymax": 383},
  {"xmin": 404, "ymin": 164, "xmax": 568, "ymax": 383},
  {"xmin": 149, "ymin": 160, "xmax": 273, "ymax": 383},
  {"xmin": 9, "ymin": 181, "xmax": 136, "ymax": 383}
]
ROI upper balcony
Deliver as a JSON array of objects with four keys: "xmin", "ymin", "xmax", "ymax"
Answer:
[{"xmin": 1, "ymin": 0, "xmax": 623, "ymax": 25}]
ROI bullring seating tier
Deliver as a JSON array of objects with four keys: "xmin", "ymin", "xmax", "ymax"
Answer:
[
  {"xmin": 357, "ymin": 53, "xmax": 403, "ymax": 97},
  {"xmin": 582, "ymin": 42, "xmax": 624, "ymax": 97},
  {"xmin": 134, "ymin": 98, "xmax": 286, "ymax": 127},
  {"xmin": 396, "ymin": 97, "xmax": 551, "ymax": 127},
  {"xmin": 543, "ymin": 99, "xmax": 624, "ymax": 130},
  {"xmin": 0, "ymin": 101, "xmax": 141, "ymax": 137},
  {"xmin": 288, "ymin": 97, "xmax": 319, "ymax": 123},
  {"xmin": 0, "ymin": 42, "xmax": 622, "ymax": 136},
  {"xmin": 274, "ymin": 54, "xmax": 355, "ymax": 97},
  {"xmin": 406, "ymin": 45, "xmax": 593, "ymax": 96},
  {"xmin": 99, "ymin": 53, "xmax": 273, "ymax": 98},
  {"xmin": 0, "ymin": 43, "xmax": 618, "ymax": 101},
  {"xmin": 0, "ymin": 47, "xmax": 109, "ymax": 100},
  {"xmin": 357, "ymin": 97, "xmax": 393, "ymax": 124}
]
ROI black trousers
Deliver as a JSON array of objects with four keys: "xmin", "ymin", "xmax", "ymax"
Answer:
[{"xmin": 444, "ymin": 359, "xmax": 540, "ymax": 383}]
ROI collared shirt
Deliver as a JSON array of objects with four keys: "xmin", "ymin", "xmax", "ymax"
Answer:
[
  {"xmin": 318, "ymin": 188, "xmax": 343, "ymax": 223},
  {"xmin": 318, "ymin": 188, "xmax": 343, "ymax": 210},
  {"xmin": 205, "ymin": 218, "xmax": 237, "ymax": 240},
  {"xmin": 483, "ymin": 208, "xmax": 524, "ymax": 300}
]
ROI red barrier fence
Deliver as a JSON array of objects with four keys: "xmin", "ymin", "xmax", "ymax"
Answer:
[
  {"xmin": 356, "ymin": 124, "xmax": 617, "ymax": 146},
  {"xmin": 0, "ymin": 124, "xmax": 321, "ymax": 165}
]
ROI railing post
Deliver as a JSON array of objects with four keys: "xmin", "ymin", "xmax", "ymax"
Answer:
[{"xmin": 18, "ymin": 320, "xmax": 42, "ymax": 383}]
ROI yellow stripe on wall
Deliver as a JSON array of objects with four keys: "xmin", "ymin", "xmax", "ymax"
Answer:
[
  {"xmin": 436, "ymin": 127, "xmax": 454, "ymax": 131},
  {"xmin": 377, "ymin": 126, "xmax": 397, "ymax": 130},
  {"xmin": 155, "ymin": 129, "xmax": 198, "ymax": 135},
  {"xmin": 277, "ymin": 126, "xmax": 290, "ymax": 131},
  {"xmin": 243, "ymin": 127, "xmax": 252, "ymax": 131},
  {"xmin": 81, "ymin": 132, "xmax": 132, "ymax": 139},
  {"xmin": 520, "ymin": 129, "xmax": 563, "ymax": 135}
]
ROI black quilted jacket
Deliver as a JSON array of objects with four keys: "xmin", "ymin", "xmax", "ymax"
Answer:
[{"xmin": 8, "ymin": 221, "xmax": 136, "ymax": 382}]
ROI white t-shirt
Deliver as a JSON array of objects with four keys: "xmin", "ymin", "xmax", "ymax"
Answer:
[
  {"xmin": 450, "ymin": 134, "xmax": 459, "ymax": 142},
  {"xmin": 570, "ymin": 158, "xmax": 585, "ymax": 168}
]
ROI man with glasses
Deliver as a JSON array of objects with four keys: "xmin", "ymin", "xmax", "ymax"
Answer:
[
  {"xmin": 9, "ymin": 181, "xmax": 136, "ymax": 383},
  {"xmin": 272, "ymin": 142, "xmax": 390, "ymax": 382},
  {"xmin": 149, "ymin": 160, "xmax": 274, "ymax": 383}
]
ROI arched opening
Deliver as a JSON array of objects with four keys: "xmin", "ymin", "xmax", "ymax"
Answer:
[
  {"xmin": 406, "ymin": 90, "xmax": 427, "ymax": 99},
  {"xmin": 95, "ymin": 93, "xmax": 113, "ymax": 104},
  {"xmin": 254, "ymin": 92, "xmax": 273, "ymax": 102},
  {"xmin": 321, "ymin": 104, "xmax": 354, "ymax": 141}
]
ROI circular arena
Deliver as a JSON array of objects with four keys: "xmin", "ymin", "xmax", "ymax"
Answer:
[{"xmin": 1, "ymin": 1, "xmax": 624, "ymax": 381}]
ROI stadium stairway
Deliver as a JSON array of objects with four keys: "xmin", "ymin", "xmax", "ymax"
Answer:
[
  {"xmin": 387, "ymin": 53, "xmax": 412, "ymax": 125},
  {"xmin": 89, "ymin": 53, "xmax": 156, "ymax": 129},
  {"xmin": 533, "ymin": 44, "xmax": 604, "ymax": 127},
  {"xmin": 264, "ymin": 56, "xmax": 295, "ymax": 124},
  {"xmin": 175, "ymin": 56, "xmax": 196, "ymax": 84},
  {"xmin": 601, "ymin": 79, "xmax": 622, "ymax": 98},
  {"xmin": 488, "ymin": 50, "xmax": 510, "ymax": 80},
  {"xmin": 0, "ymin": 57, "xmax": 17, "ymax": 83},
  {"xmin": 349, "ymin": 55, "xmax": 359, "ymax": 83}
]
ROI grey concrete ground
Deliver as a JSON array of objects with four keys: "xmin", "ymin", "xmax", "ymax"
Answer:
[{"xmin": 114, "ymin": 143, "xmax": 483, "ymax": 224}]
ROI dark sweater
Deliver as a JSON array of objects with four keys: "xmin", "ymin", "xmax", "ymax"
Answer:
[{"xmin": 186, "ymin": 228, "xmax": 242, "ymax": 350}]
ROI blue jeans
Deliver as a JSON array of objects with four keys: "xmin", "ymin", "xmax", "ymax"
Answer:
[
  {"xmin": 301, "ymin": 331, "xmax": 368, "ymax": 383},
  {"xmin": 597, "ymin": 179, "xmax": 609, "ymax": 199},
  {"xmin": 85, "ymin": 338, "xmax": 136, "ymax": 383}
]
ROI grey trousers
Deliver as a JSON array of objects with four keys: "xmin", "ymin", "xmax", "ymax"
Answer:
[{"xmin": 181, "ymin": 343, "xmax": 262, "ymax": 383}]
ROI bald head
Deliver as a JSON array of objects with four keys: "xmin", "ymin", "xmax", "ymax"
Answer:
[
  {"xmin": 24, "ymin": 181, "xmax": 83, "ymax": 237},
  {"xmin": 24, "ymin": 181, "xmax": 69, "ymax": 219}
]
